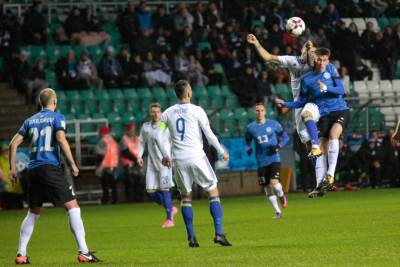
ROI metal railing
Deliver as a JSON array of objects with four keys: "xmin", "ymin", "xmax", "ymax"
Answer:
[{"xmin": 66, "ymin": 118, "xmax": 108, "ymax": 170}]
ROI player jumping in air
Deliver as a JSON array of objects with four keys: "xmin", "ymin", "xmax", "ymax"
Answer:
[
  {"xmin": 276, "ymin": 48, "xmax": 349, "ymax": 197},
  {"xmin": 137, "ymin": 102, "xmax": 178, "ymax": 228},
  {"xmin": 245, "ymin": 102, "xmax": 289, "ymax": 218},
  {"xmin": 9, "ymin": 88, "xmax": 100, "ymax": 264},
  {"xmin": 247, "ymin": 34, "xmax": 322, "ymax": 158},
  {"xmin": 156, "ymin": 80, "xmax": 232, "ymax": 248}
]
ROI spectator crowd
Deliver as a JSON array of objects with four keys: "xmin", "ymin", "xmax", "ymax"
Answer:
[
  {"xmin": 1, "ymin": 1, "xmax": 400, "ymax": 105},
  {"xmin": 295, "ymin": 129, "xmax": 400, "ymax": 192}
]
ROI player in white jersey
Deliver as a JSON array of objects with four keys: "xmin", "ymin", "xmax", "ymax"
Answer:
[
  {"xmin": 137, "ymin": 103, "xmax": 177, "ymax": 228},
  {"xmin": 247, "ymin": 34, "xmax": 322, "ymax": 158},
  {"xmin": 156, "ymin": 80, "xmax": 232, "ymax": 247}
]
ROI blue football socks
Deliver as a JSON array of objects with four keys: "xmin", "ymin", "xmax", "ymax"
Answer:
[{"xmin": 209, "ymin": 196, "xmax": 224, "ymax": 236}]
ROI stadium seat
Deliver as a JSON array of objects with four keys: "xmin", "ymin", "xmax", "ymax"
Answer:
[
  {"xmin": 152, "ymin": 87, "xmax": 167, "ymax": 99},
  {"xmin": 70, "ymin": 101, "xmax": 85, "ymax": 115},
  {"xmin": 57, "ymin": 103, "xmax": 69, "ymax": 114},
  {"xmin": 220, "ymin": 85, "xmax": 233, "ymax": 97},
  {"xmin": 98, "ymin": 101, "xmax": 112, "ymax": 114},
  {"xmin": 95, "ymin": 90, "xmax": 110, "ymax": 101},
  {"xmin": 196, "ymin": 42, "xmax": 211, "ymax": 51},
  {"xmin": 197, "ymin": 97, "xmax": 210, "ymax": 107},
  {"xmin": 66, "ymin": 90, "xmax": 81, "ymax": 102},
  {"xmin": 273, "ymin": 84, "xmax": 292, "ymax": 100},
  {"xmin": 219, "ymin": 109, "xmax": 234, "ymax": 120},
  {"xmin": 123, "ymin": 88, "xmax": 138, "ymax": 100},
  {"xmin": 207, "ymin": 85, "xmax": 221, "ymax": 97},
  {"xmin": 80, "ymin": 90, "xmax": 95, "ymax": 100},
  {"xmin": 225, "ymin": 96, "xmax": 238, "ymax": 108},
  {"xmin": 107, "ymin": 112, "xmax": 122, "ymax": 124},
  {"xmin": 137, "ymin": 87, "xmax": 152, "ymax": 98},
  {"xmin": 121, "ymin": 114, "xmax": 136, "ymax": 125},
  {"xmin": 234, "ymin": 108, "xmax": 247, "ymax": 120},
  {"xmin": 85, "ymin": 99, "xmax": 98, "ymax": 114},
  {"xmin": 352, "ymin": 18, "xmax": 366, "ymax": 32},
  {"xmin": 211, "ymin": 96, "xmax": 224, "ymax": 109},
  {"xmin": 389, "ymin": 17, "xmax": 400, "ymax": 26},
  {"xmin": 341, "ymin": 18, "xmax": 353, "ymax": 27},
  {"xmin": 166, "ymin": 87, "xmax": 176, "ymax": 98},
  {"xmin": 378, "ymin": 17, "xmax": 390, "ymax": 29},
  {"xmin": 193, "ymin": 86, "xmax": 208, "ymax": 98},
  {"xmin": 365, "ymin": 18, "xmax": 380, "ymax": 31},
  {"xmin": 113, "ymin": 100, "xmax": 126, "ymax": 114},
  {"xmin": 109, "ymin": 89, "xmax": 123, "ymax": 100}
]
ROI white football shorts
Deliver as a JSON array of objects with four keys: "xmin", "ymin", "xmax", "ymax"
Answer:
[
  {"xmin": 173, "ymin": 156, "xmax": 218, "ymax": 195},
  {"xmin": 146, "ymin": 163, "xmax": 174, "ymax": 191}
]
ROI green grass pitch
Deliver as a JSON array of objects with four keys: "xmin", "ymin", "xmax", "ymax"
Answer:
[{"xmin": 1, "ymin": 189, "xmax": 399, "ymax": 267}]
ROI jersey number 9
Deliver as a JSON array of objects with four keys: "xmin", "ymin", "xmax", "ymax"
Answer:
[{"xmin": 176, "ymin": 118, "xmax": 185, "ymax": 141}]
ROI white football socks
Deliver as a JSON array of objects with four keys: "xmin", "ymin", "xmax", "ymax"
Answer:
[
  {"xmin": 272, "ymin": 183, "xmax": 284, "ymax": 197},
  {"xmin": 315, "ymin": 154, "xmax": 327, "ymax": 187},
  {"xmin": 18, "ymin": 211, "xmax": 40, "ymax": 256},
  {"xmin": 268, "ymin": 195, "xmax": 281, "ymax": 214},
  {"xmin": 327, "ymin": 139, "xmax": 339, "ymax": 177},
  {"xmin": 68, "ymin": 208, "xmax": 89, "ymax": 254}
]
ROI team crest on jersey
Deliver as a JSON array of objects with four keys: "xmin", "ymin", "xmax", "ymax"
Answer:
[
  {"xmin": 266, "ymin": 127, "xmax": 272, "ymax": 133},
  {"xmin": 323, "ymin": 72, "xmax": 331, "ymax": 79}
]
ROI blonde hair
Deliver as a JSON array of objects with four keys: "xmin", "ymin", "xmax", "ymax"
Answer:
[{"xmin": 39, "ymin": 88, "xmax": 57, "ymax": 107}]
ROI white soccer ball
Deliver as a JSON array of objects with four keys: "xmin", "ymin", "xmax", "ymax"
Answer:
[{"xmin": 286, "ymin": 17, "xmax": 305, "ymax": 37}]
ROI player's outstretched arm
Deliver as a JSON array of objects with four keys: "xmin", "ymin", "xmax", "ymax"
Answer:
[
  {"xmin": 244, "ymin": 127, "xmax": 253, "ymax": 156},
  {"xmin": 8, "ymin": 133, "xmax": 24, "ymax": 183},
  {"xmin": 247, "ymin": 34, "xmax": 280, "ymax": 64},
  {"xmin": 278, "ymin": 130, "xmax": 290, "ymax": 148},
  {"xmin": 56, "ymin": 131, "xmax": 79, "ymax": 177},
  {"xmin": 276, "ymin": 97, "xmax": 307, "ymax": 109},
  {"xmin": 198, "ymin": 109, "xmax": 228, "ymax": 160}
]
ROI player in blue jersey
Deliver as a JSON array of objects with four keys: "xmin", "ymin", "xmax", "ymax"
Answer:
[
  {"xmin": 8, "ymin": 88, "xmax": 100, "ymax": 264},
  {"xmin": 245, "ymin": 102, "xmax": 289, "ymax": 218},
  {"xmin": 276, "ymin": 48, "xmax": 350, "ymax": 196}
]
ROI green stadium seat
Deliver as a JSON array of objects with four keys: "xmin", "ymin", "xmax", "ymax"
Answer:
[
  {"xmin": 234, "ymin": 108, "xmax": 248, "ymax": 120},
  {"xmin": 193, "ymin": 86, "xmax": 208, "ymax": 97},
  {"xmin": 70, "ymin": 101, "xmax": 84, "ymax": 115},
  {"xmin": 121, "ymin": 114, "xmax": 136, "ymax": 125},
  {"xmin": 152, "ymin": 87, "xmax": 167, "ymax": 99},
  {"xmin": 135, "ymin": 112, "xmax": 148, "ymax": 124},
  {"xmin": 109, "ymin": 89, "xmax": 123, "ymax": 100},
  {"xmin": 80, "ymin": 90, "xmax": 95, "ymax": 100},
  {"xmin": 72, "ymin": 45, "xmax": 86, "ymax": 57},
  {"xmin": 211, "ymin": 96, "xmax": 224, "ymax": 109},
  {"xmin": 59, "ymin": 46, "xmax": 72, "ymax": 57},
  {"xmin": 85, "ymin": 99, "xmax": 98, "ymax": 114},
  {"xmin": 274, "ymin": 84, "xmax": 292, "ymax": 100},
  {"xmin": 29, "ymin": 46, "xmax": 46, "ymax": 60},
  {"xmin": 123, "ymin": 88, "xmax": 138, "ymax": 99},
  {"xmin": 57, "ymin": 91, "xmax": 66, "ymax": 102},
  {"xmin": 197, "ymin": 97, "xmax": 210, "ymax": 107},
  {"xmin": 57, "ymin": 103, "xmax": 69, "ymax": 114},
  {"xmin": 166, "ymin": 87, "xmax": 176, "ymax": 98},
  {"xmin": 378, "ymin": 17, "xmax": 390, "ymax": 29},
  {"xmin": 251, "ymin": 20, "xmax": 264, "ymax": 29},
  {"xmin": 219, "ymin": 109, "xmax": 234, "ymax": 120},
  {"xmin": 389, "ymin": 17, "xmax": 400, "ymax": 26},
  {"xmin": 95, "ymin": 90, "xmax": 110, "ymax": 101},
  {"xmin": 196, "ymin": 42, "xmax": 211, "ymax": 51},
  {"xmin": 107, "ymin": 113, "xmax": 122, "ymax": 124},
  {"xmin": 76, "ymin": 113, "xmax": 91, "ymax": 120},
  {"xmin": 213, "ymin": 63, "xmax": 225, "ymax": 74},
  {"xmin": 207, "ymin": 85, "xmax": 221, "ymax": 97},
  {"xmin": 158, "ymin": 98, "xmax": 169, "ymax": 110},
  {"xmin": 113, "ymin": 100, "xmax": 126, "ymax": 114},
  {"xmin": 141, "ymin": 98, "xmax": 153, "ymax": 111},
  {"xmin": 137, "ymin": 87, "xmax": 152, "ymax": 98},
  {"xmin": 87, "ymin": 45, "xmax": 104, "ymax": 63},
  {"xmin": 98, "ymin": 101, "xmax": 112, "ymax": 114},
  {"xmin": 126, "ymin": 102, "xmax": 141, "ymax": 113},
  {"xmin": 223, "ymin": 118, "xmax": 237, "ymax": 132},
  {"xmin": 66, "ymin": 90, "xmax": 81, "ymax": 102},
  {"xmin": 220, "ymin": 85, "xmax": 233, "ymax": 97},
  {"xmin": 225, "ymin": 96, "xmax": 238, "ymax": 108},
  {"xmin": 267, "ymin": 108, "xmax": 278, "ymax": 120}
]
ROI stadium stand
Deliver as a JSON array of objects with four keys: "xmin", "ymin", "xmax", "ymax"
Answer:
[{"xmin": 1, "ymin": 0, "xmax": 400, "ymax": 194}]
